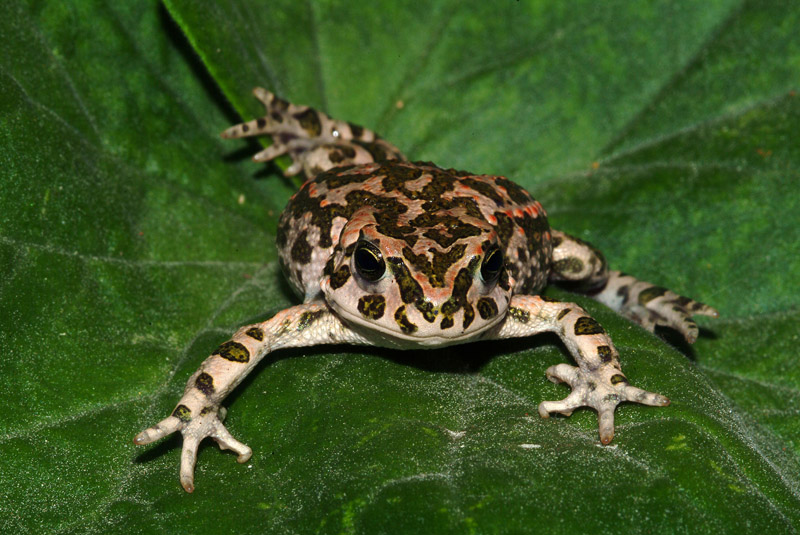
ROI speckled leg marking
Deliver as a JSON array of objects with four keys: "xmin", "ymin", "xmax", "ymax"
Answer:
[
  {"xmin": 492, "ymin": 295, "xmax": 670, "ymax": 443},
  {"xmin": 134, "ymin": 302, "xmax": 369, "ymax": 492},
  {"xmin": 221, "ymin": 87, "xmax": 406, "ymax": 179},
  {"xmin": 549, "ymin": 230, "xmax": 718, "ymax": 343}
]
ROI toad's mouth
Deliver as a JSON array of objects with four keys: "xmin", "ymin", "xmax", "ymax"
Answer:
[{"xmin": 327, "ymin": 300, "xmax": 507, "ymax": 349}]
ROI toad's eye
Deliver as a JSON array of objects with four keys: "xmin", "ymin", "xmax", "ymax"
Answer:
[
  {"xmin": 353, "ymin": 241, "xmax": 386, "ymax": 283},
  {"xmin": 480, "ymin": 247, "xmax": 503, "ymax": 285}
]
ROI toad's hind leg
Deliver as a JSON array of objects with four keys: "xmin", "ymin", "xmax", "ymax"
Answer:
[
  {"xmin": 548, "ymin": 230, "xmax": 718, "ymax": 343},
  {"xmin": 221, "ymin": 87, "xmax": 406, "ymax": 179}
]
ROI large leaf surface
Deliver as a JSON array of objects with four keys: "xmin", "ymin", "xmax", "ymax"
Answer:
[{"xmin": 1, "ymin": 1, "xmax": 798, "ymax": 533}]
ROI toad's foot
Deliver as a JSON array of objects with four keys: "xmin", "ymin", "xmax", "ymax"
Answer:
[
  {"xmin": 492, "ymin": 295, "xmax": 671, "ymax": 444},
  {"xmin": 220, "ymin": 87, "xmax": 405, "ymax": 179},
  {"xmin": 538, "ymin": 363, "xmax": 670, "ymax": 444},
  {"xmin": 591, "ymin": 271, "xmax": 718, "ymax": 344},
  {"xmin": 134, "ymin": 405, "xmax": 251, "ymax": 493}
]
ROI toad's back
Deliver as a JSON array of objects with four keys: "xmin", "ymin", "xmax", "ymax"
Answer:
[{"xmin": 277, "ymin": 160, "xmax": 552, "ymax": 304}]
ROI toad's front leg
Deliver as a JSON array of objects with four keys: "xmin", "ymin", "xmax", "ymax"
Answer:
[
  {"xmin": 491, "ymin": 295, "xmax": 670, "ymax": 443},
  {"xmin": 134, "ymin": 302, "xmax": 368, "ymax": 493}
]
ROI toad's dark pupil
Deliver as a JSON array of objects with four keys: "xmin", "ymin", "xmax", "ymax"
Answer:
[
  {"xmin": 354, "ymin": 242, "xmax": 385, "ymax": 282},
  {"xmin": 480, "ymin": 248, "xmax": 503, "ymax": 284}
]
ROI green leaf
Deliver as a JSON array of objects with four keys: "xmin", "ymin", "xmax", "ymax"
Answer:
[{"xmin": 2, "ymin": 1, "xmax": 798, "ymax": 533}]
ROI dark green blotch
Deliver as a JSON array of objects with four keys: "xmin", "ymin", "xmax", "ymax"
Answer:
[
  {"xmin": 498, "ymin": 265, "xmax": 510, "ymax": 291},
  {"xmin": 556, "ymin": 308, "xmax": 571, "ymax": 321},
  {"xmin": 574, "ymin": 316, "xmax": 605, "ymax": 335},
  {"xmin": 421, "ymin": 223, "xmax": 482, "ymax": 249},
  {"xmin": 329, "ymin": 145, "xmax": 357, "ymax": 163},
  {"xmin": 553, "ymin": 257, "xmax": 585, "ymax": 275},
  {"xmin": 354, "ymin": 140, "xmax": 387, "ymax": 161},
  {"xmin": 200, "ymin": 406, "xmax": 214, "ymax": 416},
  {"xmin": 330, "ymin": 265, "xmax": 351, "ymax": 289},
  {"xmin": 439, "ymin": 264, "xmax": 474, "ymax": 329},
  {"xmin": 271, "ymin": 96, "xmax": 289, "ymax": 111},
  {"xmin": 590, "ymin": 245, "xmax": 608, "ymax": 274},
  {"xmin": 380, "ymin": 164, "xmax": 424, "ymax": 192},
  {"xmin": 297, "ymin": 310, "xmax": 325, "ymax": 332},
  {"xmin": 616, "ymin": 285, "xmax": 630, "ymax": 301},
  {"xmin": 462, "ymin": 304, "xmax": 475, "ymax": 329},
  {"xmin": 245, "ymin": 327, "xmax": 264, "ymax": 341},
  {"xmin": 508, "ymin": 306, "xmax": 530, "ymax": 324},
  {"xmin": 394, "ymin": 306, "xmax": 418, "ymax": 334},
  {"xmin": 214, "ymin": 340, "xmax": 250, "ymax": 363},
  {"xmin": 421, "ymin": 196, "xmax": 483, "ymax": 220},
  {"xmin": 402, "ymin": 243, "xmax": 466, "ymax": 288},
  {"xmin": 326, "ymin": 169, "xmax": 373, "ymax": 188},
  {"xmin": 494, "ymin": 177, "xmax": 533, "ymax": 205},
  {"xmin": 477, "ymin": 297, "xmax": 498, "ymax": 320},
  {"xmin": 443, "ymin": 166, "xmax": 473, "ymax": 177},
  {"xmin": 516, "ymin": 246, "xmax": 529, "ymax": 265},
  {"xmin": 275, "ymin": 319, "xmax": 292, "ymax": 337},
  {"xmin": 173, "ymin": 404, "xmax": 191, "ymax": 422},
  {"xmin": 610, "ymin": 374, "xmax": 628, "ymax": 385},
  {"xmin": 415, "ymin": 299, "xmax": 438, "ymax": 323},
  {"xmin": 540, "ymin": 296, "xmax": 560, "ymax": 303},
  {"xmin": 293, "ymin": 108, "xmax": 322, "ymax": 137},
  {"xmin": 195, "ymin": 373, "xmax": 215, "ymax": 396},
  {"xmin": 358, "ymin": 294, "xmax": 386, "ymax": 319},
  {"xmin": 462, "ymin": 177, "xmax": 505, "ymax": 206},
  {"xmin": 386, "ymin": 257, "xmax": 424, "ymax": 304},
  {"xmin": 290, "ymin": 229, "xmax": 313, "ymax": 264},
  {"xmin": 348, "ymin": 121, "xmax": 364, "ymax": 139},
  {"xmin": 493, "ymin": 212, "xmax": 514, "ymax": 245},
  {"xmin": 276, "ymin": 223, "xmax": 288, "ymax": 248},
  {"xmin": 638, "ymin": 286, "xmax": 667, "ymax": 305},
  {"xmin": 597, "ymin": 345, "xmax": 613, "ymax": 363},
  {"xmin": 323, "ymin": 257, "xmax": 335, "ymax": 276}
]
